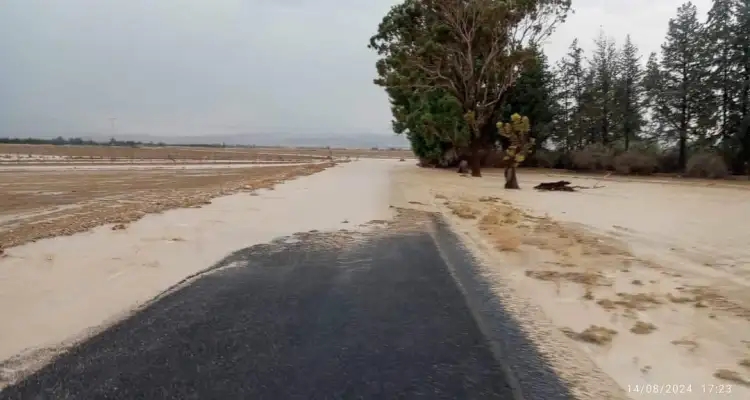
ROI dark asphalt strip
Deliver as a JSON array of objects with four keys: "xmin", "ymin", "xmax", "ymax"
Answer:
[
  {"xmin": 1, "ymin": 225, "xmax": 525, "ymax": 399},
  {"xmin": 430, "ymin": 214, "xmax": 573, "ymax": 400}
]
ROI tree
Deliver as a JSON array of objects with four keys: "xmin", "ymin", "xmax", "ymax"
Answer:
[
  {"xmin": 502, "ymin": 47, "xmax": 556, "ymax": 152},
  {"xmin": 642, "ymin": 52, "xmax": 665, "ymax": 142},
  {"xmin": 615, "ymin": 35, "xmax": 645, "ymax": 149},
  {"xmin": 565, "ymin": 39, "xmax": 587, "ymax": 150},
  {"xmin": 705, "ymin": 0, "xmax": 739, "ymax": 157},
  {"xmin": 589, "ymin": 30, "xmax": 619, "ymax": 145},
  {"xmin": 392, "ymin": 88, "xmax": 470, "ymax": 166},
  {"xmin": 659, "ymin": 2, "xmax": 710, "ymax": 170},
  {"xmin": 734, "ymin": 0, "xmax": 750, "ymax": 172},
  {"xmin": 370, "ymin": 0, "xmax": 571, "ymax": 178},
  {"xmin": 577, "ymin": 68, "xmax": 600, "ymax": 147},
  {"xmin": 498, "ymin": 114, "xmax": 534, "ymax": 188}
]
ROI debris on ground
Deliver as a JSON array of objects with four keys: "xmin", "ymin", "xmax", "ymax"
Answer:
[{"xmin": 534, "ymin": 181, "xmax": 576, "ymax": 191}]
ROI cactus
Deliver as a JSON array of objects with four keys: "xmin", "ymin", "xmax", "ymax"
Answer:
[{"xmin": 497, "ymin": 114, "xmax": 535, "ymax": 189}]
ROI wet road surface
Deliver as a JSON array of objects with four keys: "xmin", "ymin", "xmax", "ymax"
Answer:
[{"xmin": 0, "ymin": 214, "xmax": 522, "ymax": 399}]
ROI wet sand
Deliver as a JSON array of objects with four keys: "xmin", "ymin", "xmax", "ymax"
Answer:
[
  {"xmin": 0, "ymin": 163, "xmax": 333, "ymax": 248},
  {"xmin": 0, "ymin": 160, "xmax": 394, "ymax": 367},
  {"xmin": 3, "ymin": 160, "xmax": 746, "ymax": 398},
  {"xmin": 392, "ymin": 166, "xmax": 750, "ymax": 398},
  {"xmin": 0, "ymin": 211, "xmax": 518, "ymax": 399}
]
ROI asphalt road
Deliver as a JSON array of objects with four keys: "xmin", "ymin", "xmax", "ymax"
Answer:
[{"xmin": 1, "ymin": 213, "xmax": 572, "ymax": 399}]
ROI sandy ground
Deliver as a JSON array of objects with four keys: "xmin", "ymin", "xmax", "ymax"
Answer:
[
  {"xmin": 0, "ymin": 163, "xmax": 334, "ymax": 249},
  {"xmin": 0, "ymin": 161, "xmax": 321, "ymax": 171},
  {"xmin": 391, "ymin": 167, "xmax": 750, "ymax": 398},
  {"xmin": 3, "ymin": 159, "xmax": 747, "ymax": 398},
  {"xmin": 0, "ymin": 159, "xmax": 395, "ymax": 388},
  {"xmin": 0, "ymin": 144, "xmax": 412, "ymax": 162}
]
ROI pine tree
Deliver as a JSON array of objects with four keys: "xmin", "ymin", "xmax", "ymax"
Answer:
[
  {"xmin": 589, "ymin": 31, "xmax": 619, "ymax": 145},
  {"xmin": 502, "ymin": 48, "xmax": 556, "ymax": 151},
  {"xmin": 659, "ymin": 2, "xmax": 709, "ymax": 169},
  {"xmin": 734, "ymin": 0, "xmax": 750, "ymax": 172},
  {"xmin": 563, "ymin": 39, "xmax": 588, "ymax": 150},
  {"xmin": 616, "ymin": 35, "xmax": 645, "ymax": 149},
  {"xmin": 551, "ymin": 60, "xmax": 572, "ymax": 151},
  {"xmin": 642, "ymin": 52, "xmax": 665, "ymax": 142},
  {"xmin": 579, "ymin": 69, "xmax": 600, "ymax": 146},
  {"xmin": 705, "ymin": 0, "xmax": 739, "ymax": 155}
]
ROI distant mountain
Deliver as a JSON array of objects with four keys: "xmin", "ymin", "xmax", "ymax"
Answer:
[{"xmin": 65, "ymin": 132, "xmax": 411, "ymax": 149}]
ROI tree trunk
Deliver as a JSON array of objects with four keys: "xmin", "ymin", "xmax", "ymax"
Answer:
[
  {"xmin": 469, "ymin": 142, "xmax": 482, "ymax": 177},
  {"xmin": 504, "ymin": 165, "xmax": 520, "ymax": 189}
]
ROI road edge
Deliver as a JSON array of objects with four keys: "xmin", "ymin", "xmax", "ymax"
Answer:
[{"xmin": 430, "ymin": 212, "xmax": 579, "ymax": 400}]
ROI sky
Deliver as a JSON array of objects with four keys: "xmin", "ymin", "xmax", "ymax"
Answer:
[{"xmin": 0, "ymin": 0, "xmax": 712, "ymax": 138}]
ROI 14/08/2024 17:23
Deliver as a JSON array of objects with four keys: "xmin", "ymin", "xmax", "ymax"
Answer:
[{"xmin": 627, "ymin": 384, "xmax": 733, "ymax": 395}]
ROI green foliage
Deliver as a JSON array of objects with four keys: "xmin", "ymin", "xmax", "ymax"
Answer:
[
  {"xmin": 541, "ymin": 0, "xmax": 750, "ymax": 177},
  {"xmin": 589, "ymin": 31, "xmax": 619, "ymax": 145},
  {"xmin": 370, "ymin": 0, "xmax": 571, "ymax": 176},
  {"xmin": 373, "ymin": 0, "xmax": 750, "ymax": 178},
  {"xmin": 659, "ymin": 2, "xmax": 713, "ymax": 169},
  {"xmin": 370, "ymin": 1, "xmax": 470, "ymax": 164},
  {"xmin": 502, "ymin": 47, "xmax": 556, "ymax": 150},
  {"xmin": 616, "ymin": 35, "xmax": 646, "ymax": 149}
]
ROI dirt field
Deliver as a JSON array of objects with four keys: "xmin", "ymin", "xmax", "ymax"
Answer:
[
  {"xmin": 0, "ymin": 143, "xmax": 412, "ymax": 163},
  {"xmin": 392, "ymin": 167, "xmax": 750, "ymax": 397},
  {"xmin": 0, "ymin": 163, "xmax": 333, "ymax": 249}
]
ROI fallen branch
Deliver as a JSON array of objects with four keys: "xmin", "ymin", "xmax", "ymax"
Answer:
[
  {"xmin": 535, "ymin": 172, "xmax": 612, "ymax": 192},
  {"xmin": 534, "ymin": 181, "xmax": 575, "ymax": 191}
]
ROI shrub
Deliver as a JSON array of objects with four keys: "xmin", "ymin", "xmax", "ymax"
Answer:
[
  {"xmin": 533, "ymin": 149, "xmax": 560, "ymax": 168},
  {"xmin": 570, "ymin": 144, "xmax": 614, "ymax": 171},
  {"xmin": 685, "ymin": 152, "xmax": 729, "ymax": 179},
  {"xmin": 483, "ymin": 149, "xmax": 506, "ymax": 168},
  {"xmin": 556, "ymin": 152, "xmax": 574, "ymax": 169},
  {"xmin": 656, "ymin": 148, "xmax": 681, "ymax": 173},
  {"xmin": 613, "ymin": 149, "xmax": 658, "ymax": 175}
]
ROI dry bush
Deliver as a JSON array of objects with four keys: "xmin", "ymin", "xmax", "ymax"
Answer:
[
  {"xmin": 656, "ymin": 148, "xmax": 681, "ymax": 173},
  {"xmin": 561, "ymin": 325, "xmax": 618, "ymax": 345},
  {"xmin": 533, "ymin": 149, "xmax": 560, "ymax": 168},
  {"xmin": 489, "ymin": 228, "xmax": 521, "ymax": 251},
  {"xmin": 482, "ymin": 150, "xmax": 507, "ymax": 168},
  {"xmin": 596, "ymin": 292, "xmax": 662, "ymax": 311},
  {"xmin": 478, "ymin": 209, "xmax": 522, "ymax": 251},
  {"xmin": 671, "ymin": 338, "xmax": 699, "ymax": 351},
  {"xmin": 447, "ymin": 203, "xmax": 479, "ymax": 219},
  {"xmin": 556, "ymin": 152, "xmax": 574, "ymax": 169},
  {"xmin": 570, "ymin": 144, "xmax": 614, "ymax": 171},
  {"xmin": 685, "ymin": 152, "xmax": 729, "ymax": 179},
  {"xmin": 613, "ymin": 149, "xmax": 657, "ymax": 175},
  {"xmin": 630, "ymin": 320, "xmax": 657, "ymax": 334},
  {"xmin": 525, "ymin": 270, "xmax": 611, "ymax": 286},
  {"xmin": 714, "ymin": 369, "xmax": 750, "ymax": 386}
]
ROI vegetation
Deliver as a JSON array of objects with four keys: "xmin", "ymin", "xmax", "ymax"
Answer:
[
  {"xmin": 498, "ymin": 114, "xmax": 534, "ymax": 188},
  {"xmin": 369, "ymin": 0, "xmax": 571, "ymax": 179},
  {"xmin": 0, "ymin": 137, "xmax": 367, "ymax": 150},
  {"xmin": 372, "ymin": 0, "xmax": 750, "ymax": 181},
  {"xmin": 0, "ymin": 136, "xmax": 201, "ymax": 148}
]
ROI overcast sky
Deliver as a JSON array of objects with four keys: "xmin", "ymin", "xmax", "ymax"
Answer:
[{"xmin": 0, "ymin": 0, "xmax": 711, "ymax": 137}]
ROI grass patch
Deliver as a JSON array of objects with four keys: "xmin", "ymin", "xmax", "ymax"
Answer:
[{"xmin": 561, "ymin": 325, "xmax": 618, "ymax": 345}]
